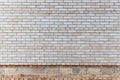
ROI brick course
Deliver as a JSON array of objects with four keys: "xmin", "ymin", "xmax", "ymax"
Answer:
[{"xmin": 0, "ymin": 0, "xmax": 119, "ymax": 65}]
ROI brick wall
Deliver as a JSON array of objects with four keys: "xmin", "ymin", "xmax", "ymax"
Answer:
[{"xmin": 0, "ymin": 0, "xmax": 119, "ymax": 65}]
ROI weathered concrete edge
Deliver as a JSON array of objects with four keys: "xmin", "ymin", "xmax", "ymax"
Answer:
[{"xmin": 0, "ymin": 65, "xmax": 118, "ymax": 76}]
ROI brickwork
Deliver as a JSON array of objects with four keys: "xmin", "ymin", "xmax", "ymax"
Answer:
[{"xmin": 0, "ymin": 0, "xmax": 119, "ymax": 65}]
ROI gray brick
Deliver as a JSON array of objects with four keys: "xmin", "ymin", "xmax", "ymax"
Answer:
[{"xmin": 0, "ymin": 0, "xmax": 118, "ymax": 65}]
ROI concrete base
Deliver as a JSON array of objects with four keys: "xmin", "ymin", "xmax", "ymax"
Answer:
[{"xmin": 0, "ymin": 65, "xmax": 119, "ymax": 79}]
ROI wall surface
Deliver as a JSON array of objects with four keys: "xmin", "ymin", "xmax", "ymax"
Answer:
[
  {"xmin": 0, "ymin": 66, "xmax": 120, "ymax": 79},
  {"xmin": 0, "ymin": 0, "xmax": 119, "ymax": 65}
]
